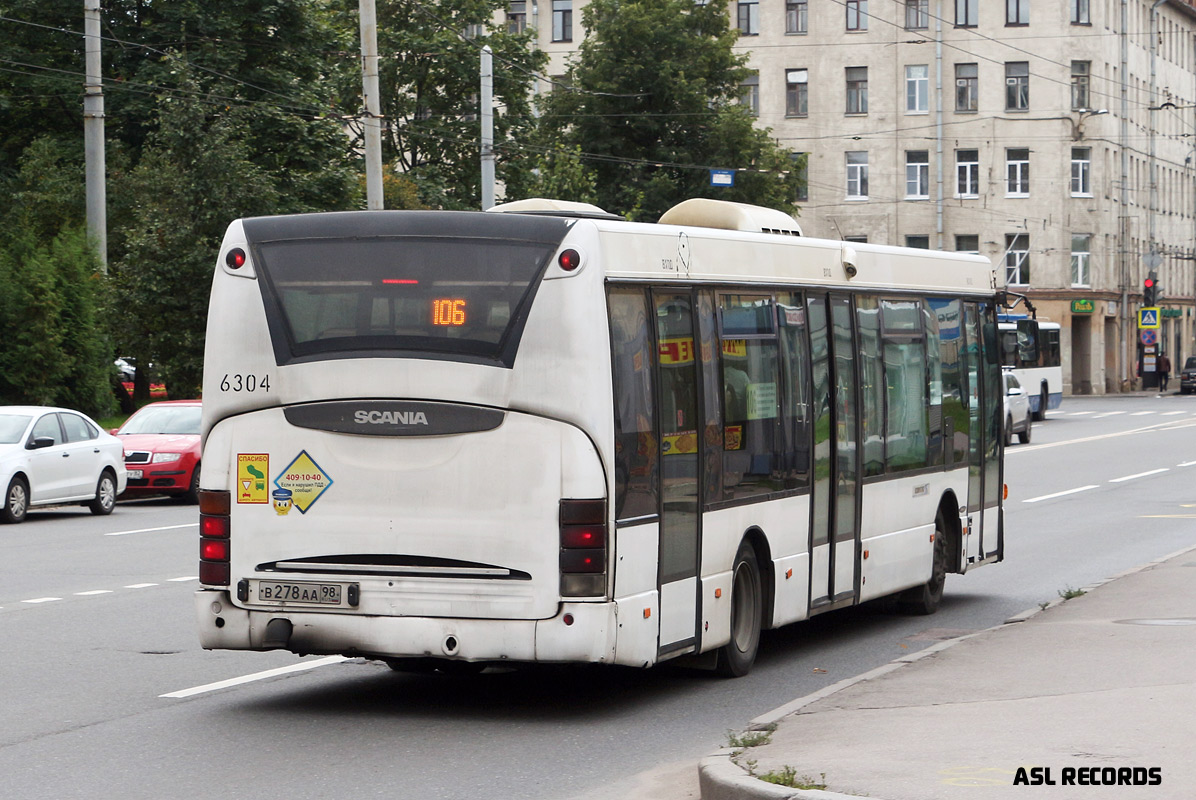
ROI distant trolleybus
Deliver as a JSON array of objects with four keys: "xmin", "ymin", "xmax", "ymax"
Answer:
[
  {"xmin": 195, "ymin": 198, "xmax": 1007, "ymax": 677},
  {"xmin": 998, "ymin": 317, "xmax": 1062, "ymax": 420}
]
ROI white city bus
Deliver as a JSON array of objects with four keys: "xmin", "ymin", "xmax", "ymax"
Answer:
[
  {"xmin": 195, "ymin": 198, "xmax": 1006, "ymax": 677},
  {"xmin": 998, "ymin": 317, "xmax": 1062, "ymax": 420}
]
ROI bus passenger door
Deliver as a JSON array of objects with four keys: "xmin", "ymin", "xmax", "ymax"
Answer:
[
  {"xmin": 653, "ymin": 291, "xmax": 701, "ymax": 654},
  {"xmin": 807, "ymin": 294, "xmax": 861, "ymax": 611}
]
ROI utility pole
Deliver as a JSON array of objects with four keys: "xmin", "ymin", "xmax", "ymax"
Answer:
[
  {"xmin": 84, "ymin": 0, "xmax": 107, "ymax": 270},
  {"xmin": 481, "ymin": 46, "xmax": 495, "ymax": 210},
  {"xmin": 359, "ymin": 0, "xmax": 384, "ymax": 210}
]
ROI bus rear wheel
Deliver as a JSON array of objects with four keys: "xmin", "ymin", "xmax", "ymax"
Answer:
[
  {"xmin": 899, "ymin": 511, "xmax": 948, "ymax": 616},
  {"xmin": 716, "ymin": 541, "xmax": 762, "ymax": 677}
]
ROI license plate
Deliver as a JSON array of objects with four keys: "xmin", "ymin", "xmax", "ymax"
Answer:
[
  {"xmin": 128, "ymin": 469, "xmax": 143, "ymax": 479},
  {"xmin": 251, "ymin": 580, "xmax": 351, "ymax": 607}
]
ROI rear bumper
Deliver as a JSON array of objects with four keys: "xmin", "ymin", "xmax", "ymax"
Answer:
[{"xmin": 195, "ymin": 589, "xmax": 642, "ymax": 666}]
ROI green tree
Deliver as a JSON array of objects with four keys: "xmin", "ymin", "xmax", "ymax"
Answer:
[
  {"xmin": 534, "ymin": 0, "xmax": 799, "ymax": 220},
  {"xmin": 0, "ymin": 137, "xmax": 114, "ymax": 417},
  {"xmin": 114, "ymin": 88, "xmax": 280, "ymax": 398},
  {"xmin": 334, "ymin": 0, "xmax": 545, "ymax": 209}
]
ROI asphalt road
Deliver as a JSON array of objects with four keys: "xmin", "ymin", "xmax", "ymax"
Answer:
[{"xmin": 1, "ymin": 393, "xmax": 1193, "ymax": 800}]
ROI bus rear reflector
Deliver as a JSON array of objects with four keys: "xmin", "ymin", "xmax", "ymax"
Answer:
[{"xmin": 560, "ymin": 499, "xmax": 607, "ymax": 597}]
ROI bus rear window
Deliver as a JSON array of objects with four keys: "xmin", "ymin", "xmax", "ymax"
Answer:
[{"xmin": 252, "ymin": 236, "xmax": 560, "ymax": 366}]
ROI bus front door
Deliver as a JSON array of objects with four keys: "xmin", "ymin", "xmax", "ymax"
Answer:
[
  {"xmin": 808, "ymin": 293, "xmax": 861, "ymax": 611},
  {"xmin": 654, "ymin": 291, "xmax": 702, "ymax": 654}
]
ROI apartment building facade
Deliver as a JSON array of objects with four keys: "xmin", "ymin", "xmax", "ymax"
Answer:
[{"xmin": 513, "ymin": 0, "xmax": 1196, "ymax": 393}]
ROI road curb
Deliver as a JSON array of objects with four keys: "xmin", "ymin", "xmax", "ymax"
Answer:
[{"xmin": 699, "ymin": 542, "xmax": 1196, "ymax": 800}]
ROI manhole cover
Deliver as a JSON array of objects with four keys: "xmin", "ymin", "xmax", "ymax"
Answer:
[{"xmin": 1113, "ymin": 618, "xmax": 1196, "ymax": 626}]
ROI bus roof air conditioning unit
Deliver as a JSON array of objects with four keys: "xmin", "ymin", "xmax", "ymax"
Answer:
[
  {"xmin": 658, "ymin": 198, "xmax": 802, "ymax": 236},
  {"xmin": 486, "ymin": 198, "xmax": 623, "ymax": 220}
]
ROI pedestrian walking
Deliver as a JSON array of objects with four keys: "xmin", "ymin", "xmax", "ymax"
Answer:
[{"xmin": 1158, "ymin": 353, "xmax": 1171, "ymax": 391}]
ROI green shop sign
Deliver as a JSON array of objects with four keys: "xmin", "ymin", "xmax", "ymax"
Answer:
[
  {"xmin": 1162, "ymin": 308, "xmax": 1183, "ymax": 318},
  {"xmin": 1071, "ymin": 299, "xmax": 1095, "ymax": 314}
]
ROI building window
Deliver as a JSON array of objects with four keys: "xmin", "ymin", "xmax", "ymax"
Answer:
[
  {"xmin": 906, "ymin": 235, "xmax": 931, "ymax": 250},
  {"xmin": 847, "ymin": 151, "xmax": 869, "ymax": 199},
  {"xmin": 1006, "ymin": 234, "xmax": 1030, "ymax": 285},
  {"xmin": 956, "ymin": 0, "xmax": 978, "ymax": 27},
  {"xmin": 1071, "ymin": 234, "xmax": 1091, "ymax": 286},
  {"xmin": 1006, "ymin": 148, "xmax": 1030, "ymax": 196},
  {"xmin": 955, "ymin": 63, "xmax": 978, "ymax": 112},
  {"xmin": 552, "ymin": 0, "xmax": 572, "ymax": 41},
  {"xmin": 1071, "ymin": 61, "xmax": 1091, "ymax": 110},
  {"xmin": 792, "ymin": 152, "xmax": 809, "ymax": 202},
  {"xmin": 906, "ymin": 150, "xmax": 930, "ymax": 198},
  {"xmin": 956, "ymin": 149, "xmax": 979, "ymax": 197},
  {"xmin": 739, "ymin": 72, "xmax": 760, "ymax": 116},
  {"xmin": 786, "ymin": 0, "xmax": 808, "ymax": 34},
  {"xmin": 955, "ymin": 234, "xmax": 979, "ymax": 254},
  {"xmin": 507, "ymin": 1, "xmax": 527, "ymax": 34},
  {"xmin": 906, "ymin": 0, "xmax": 929, "ymax": 29},
  {"xmin": 1006, "ymin": 0, "xmax": 1028, "ymax": 25},
  {"xmin": 844, "ymin": 235, "xmax": 868, "ymax": 244},
  {"xmin": 1071, "ymin": 147, "xmax": 1092, "ymax": 196},
  {"xmin": 1006, "ymin": 62, "xmax": 1029, "ymax": 110},
  {"xmin": 1071, "ymin": 0, "xmax": 1090, "ymax": 24},
  {"xmin": 846, "ymin": 0, "xmax": 868, "ymax": 31},
  {"xmin": 906, "ymin": 65, "xmax": 929, "ymax": 113},
  {"xmin": 738, "ymin": 0, "xmax": 760, "ymax": 35},
  {"xmin": 846, "ymin": 66, "xmax": 868, "ymax": 114},
  {"xmin": 786, "ymin": 69, "xmax": 808, "ymax": 117}
]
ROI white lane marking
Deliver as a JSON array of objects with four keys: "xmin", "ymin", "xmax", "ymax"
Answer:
[
  {"xmin": 1093, "ymin": 411, "xmax": 1126, "ymax": 418},
  {"xmin": 75, "ymin": 590, "xmax": 114, "ymax": 596},
  {"xmin": 22, "ymin": 597, "xmax": 63, "ymax": 604},
  {"xmin": 1130, "ymin": 411, "xmax": 1156, "ymax": 416},
  {"xmin": 1163, "ymin": 411, "xmax": 1185, "ymax": 416},
  {"xmin": 1012, "ymin": 418, "xmax": 1196, "ymax": 454},
  {"xmin": 1067, "ymin": 411, "xmax": 1094, "ymax": 416},
  {"xmin": 1110, "ymin": 468, "xmax": 1170, "ymax": 483},
  {"xmin": 160, "ymin": 656, "xmax": 349, "ymax": 699},
  {"xmin": 1179, "ymin": 460, "xmax": 1196, "ymax": 467},
  {"xmin": 1022, "ymin": 485, "xmax": 1099, "ymax": 504},
  {"xmin": 105, "ymin": 523, "xmax": 198, "ymax": 537},
  {"xmin": 168, "ymin": 576, "xmax": 198, "ymax": 582},
  {"xmin": 124, "ymin": 583, "xmax": 159, "ymax": 589}
]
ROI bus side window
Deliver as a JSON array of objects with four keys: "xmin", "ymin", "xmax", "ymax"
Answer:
[
  {"xmin": 608, "ymin": 287, "xmax": 659, "ymax": 521},
  {"xmin": 930, "ymin": 298, "xmax": 968, "ymax": 467},
  {"xmin": 856, "ymin": 295, "xmax": 885, "ymax": 478},
  {"xmin": 880, "ymin": 298, "xmax": 929, "ymax": 472},
  {"xmin": 718, "ymin": 295, "xmax": 781, "ymax": 500}
]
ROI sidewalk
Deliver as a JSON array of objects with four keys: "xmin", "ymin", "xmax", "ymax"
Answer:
[{"xmin": 699, "ymin": 545, "xmax": 1196, "ymax": 800}]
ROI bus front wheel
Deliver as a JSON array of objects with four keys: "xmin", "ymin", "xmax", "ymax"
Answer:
[{"xmin": 716, "ymin": 541, "xmax": 762, "ymax": 677}]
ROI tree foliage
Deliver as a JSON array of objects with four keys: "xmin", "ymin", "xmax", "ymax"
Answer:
[
  {"xmin": 532, "ymin": 0, "xmax": 799, "ymax": 220},
  {"xmin": 333, "ymin": 0, "xmax": 545, "ymax": 209}
]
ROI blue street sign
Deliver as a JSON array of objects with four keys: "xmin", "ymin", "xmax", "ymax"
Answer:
[{"xmin": 710, "ymin": 169, "xmax": 735, "ymax": 187}]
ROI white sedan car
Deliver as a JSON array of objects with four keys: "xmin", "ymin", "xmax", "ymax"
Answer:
[
  {"xmin": 0, "ymin": 406, "xmax": 127, "ymax": 524},
  {"xmin": 1002, "ymin": 371, "xmax": 1032, "ymax": 446}
]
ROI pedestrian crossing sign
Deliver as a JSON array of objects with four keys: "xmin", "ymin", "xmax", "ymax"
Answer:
[{"xmin": 1138, "ymin": 308, "xmax": 1160, "ymax": 329}]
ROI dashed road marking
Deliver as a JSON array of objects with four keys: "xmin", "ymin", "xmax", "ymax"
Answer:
[
  {"xmin": 124, "ymin": 583, "xmax": 159, "ymax": 589},
  {"xmin": 160, "ymin": 656, "xmax": 349, "ymax": 699},
  {"xmin": 1130, "ymin": 411, "xmax": 1156, "ymax": 416},
  {"xmin": 22, "ymin": 597, "xmax": 62, "ymax": 604},
  {"xmin": 168, "ymin": 576, "xmax": 198, "ymax": 582},
  {"xmin": 1023, "ymin": 485, "xmax": 1099, "ymax": 503},
  {"xmin": 74, "ymin": 590, "xmax": 114, "ymax": 596},
  {"xmin": 104, "ymin": 523, "xmax": 197, "ymax": 537},
  {"xmin": 1110, "ymin": 468, "xmax": 1170, "ymax": 483}
]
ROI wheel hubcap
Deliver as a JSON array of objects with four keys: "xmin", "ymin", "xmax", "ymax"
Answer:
[{"xmin": 9, "ymin": 485, "xmax": 26, "ymax": 516}]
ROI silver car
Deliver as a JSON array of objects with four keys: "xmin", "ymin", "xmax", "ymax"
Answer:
[
  {"xmin": 0, "ymin": 406, "xmax": 128, "ymax": 524},
  {"xmin": 1002, "ymin": 371, "xmax": 1032, "ymax": 446}
]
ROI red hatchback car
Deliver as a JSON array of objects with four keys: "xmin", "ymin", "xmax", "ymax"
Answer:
[{"xmin": 114, "ymin": 400, "xmax": 202, "ymax": 503}]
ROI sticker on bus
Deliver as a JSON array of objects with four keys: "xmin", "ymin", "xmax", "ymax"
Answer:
[
  {"xmin": 236, "ymin": 454, "xmax": 270, "ymax": 504},
  {"xmin": 273, "ymin": 451, "xmax": 333, "ymax": 514}
]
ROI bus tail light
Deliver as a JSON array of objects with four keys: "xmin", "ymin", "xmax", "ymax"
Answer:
[
  {"xmin": 560, "ymin": 499, "xmax": 606, "ymax": 597},
  {"xmin": 199, "ymin": 489, "xmax": 231, "ymax": 587}
]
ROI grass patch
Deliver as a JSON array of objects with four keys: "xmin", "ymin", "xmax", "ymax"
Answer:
[
  {"xmin": 1058, "ymin": 586, "xmax": 1087, "ymax": 600},
  {"xmin": 726, "ymin": 723, "xmax": 777, "ymax": 750}
]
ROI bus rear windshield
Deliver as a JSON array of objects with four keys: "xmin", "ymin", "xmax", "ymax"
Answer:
[{"xmin": 253, "ymin": 236, "xmax": 560, "ymax": 367}]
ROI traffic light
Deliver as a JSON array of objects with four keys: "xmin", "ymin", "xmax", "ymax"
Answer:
[{"xmin": 1144, "ymin": 271, "xmax": 1158, "ymax": 306}]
